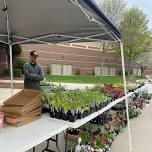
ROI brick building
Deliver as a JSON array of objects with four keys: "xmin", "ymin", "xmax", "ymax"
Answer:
[{"xmin": 0, "ymin": 42, "xmax": 141, "ymax": 76}]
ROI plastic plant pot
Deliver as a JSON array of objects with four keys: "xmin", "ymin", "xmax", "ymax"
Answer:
[
  {"xmin": 62, "ymin": 113, "xmax": 68, "ymax": 120},
  {"xmin": 69, "ymin": 114, "xmax": 78, "ymax": 122}
]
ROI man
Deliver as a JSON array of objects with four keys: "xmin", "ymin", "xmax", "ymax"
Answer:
[{"xmin": 23, "ymin": 50, "xmax": 44, "ymax": 90}]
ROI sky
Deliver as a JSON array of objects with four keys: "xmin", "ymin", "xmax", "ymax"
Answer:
[{"xmin": 127, "ymin": 0, "xmax": 152, "ymax": 29}]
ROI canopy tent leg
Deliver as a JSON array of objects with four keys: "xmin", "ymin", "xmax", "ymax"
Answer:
[
  {"xmin": 9, "ymin": 44, "xmax": 13, "ymax": 96},
  {"xmin": 3, "ymin": 0, "xmax": 14, "ymax": 96},
  {"xmin": 120, "ymin": 42, "xmax": 132, "ymax": 151}
]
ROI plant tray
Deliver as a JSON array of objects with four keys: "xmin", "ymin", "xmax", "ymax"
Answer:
[
  {"xmin": 67, "ymin": 129, "xmax": 85, "ymax": 142},
  {"xmin": 3, "ymin": 89, "xmax": 42, "ymax": 107}
]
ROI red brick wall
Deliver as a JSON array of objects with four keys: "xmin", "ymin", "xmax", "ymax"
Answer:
[
  {"xmin": 0, "ymin": 44, "xmax": 140, "ymax": 76},
  {"xmin": 0, "ymin": 49, "xmax": 7, "ymax": 74},
  {"xmin": 19, "ymin": 44, "xmax": 138, "ymax": 75}
]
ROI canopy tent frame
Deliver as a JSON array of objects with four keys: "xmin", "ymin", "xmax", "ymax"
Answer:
[{"xmin": 0, "ymin": 0, "xmax": 132, "ymax": 151}]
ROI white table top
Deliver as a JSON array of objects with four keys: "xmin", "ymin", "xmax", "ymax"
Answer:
[
  {"xmin": 0, "ymin": 115, "xmax": 68, "ymax": 152},
  {"xmin": 0, "ymin": 86, "xmax": 147, "ymax": 152}
]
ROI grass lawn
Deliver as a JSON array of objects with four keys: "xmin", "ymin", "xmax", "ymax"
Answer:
[{"xmin": 45, "ymin": 75, "xmax": 144, "ymax": 84}]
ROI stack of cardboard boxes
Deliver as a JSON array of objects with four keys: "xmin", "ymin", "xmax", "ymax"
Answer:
[{"xmin": 0, "ymin": 89, "xmax": 42, "ymax": 127}]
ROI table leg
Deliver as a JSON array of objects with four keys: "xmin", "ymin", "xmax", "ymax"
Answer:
[
  {"xmin": 42, "ymin": 134, "xmax": 60, "ymax": 152},
  {"xmin": 33, "ymin": 147, "xmax": 35, "ymax": 152},
  {"xmin": 65, "ymin": 129, "xmax": 68, "ymax": 152}
]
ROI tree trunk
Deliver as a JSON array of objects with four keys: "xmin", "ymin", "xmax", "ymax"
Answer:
[
  {"xmin": 127, "ymin": 55, "xmax": 131, "ymax": 76},
  {"xmin": 127, "ymin": 62, "xmax": 131, "ymax": 76}
]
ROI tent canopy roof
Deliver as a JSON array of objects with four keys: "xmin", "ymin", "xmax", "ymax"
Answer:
[{"xmin": 0, "ymin": 0, "xmax": 122, "ymax": 45}]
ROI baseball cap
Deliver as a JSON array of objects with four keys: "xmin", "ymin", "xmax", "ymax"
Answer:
[{"xmin": 30, "ymin": 50, "xmax": 38, "ymax": 57}]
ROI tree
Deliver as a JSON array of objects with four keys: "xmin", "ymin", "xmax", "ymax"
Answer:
[
  {"xmin": 133, "ymin": 52, "xmax": 152, "ymax": 76},
  {"xmin": 97, "ymin": 0, "xmax": 127, "ymax": 75},
  {"xmin": 115, "ymin": 7, "xmax": 152, "ymax": 75},
  {"xmin": 6, "ymin": 44, "xmax": 22, "ymax": 66},
  {"xmin": 99, "ymin": 0, "xmax": 127, "ymax": 26}
]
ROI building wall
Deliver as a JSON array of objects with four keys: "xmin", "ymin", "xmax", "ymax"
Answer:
[
  {"xmin": 19, "ymin": 44, "xmax": 139, "ymax": 76},
  {"xmin": 0, "ymin": 43, "xmax": 140, "ymax": 76},
  {"xmin": 0, "ymin": 48, "xmax": 7, "ymax": 74}
]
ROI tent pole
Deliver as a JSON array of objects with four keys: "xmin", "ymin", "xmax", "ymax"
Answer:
[
  {"xmin": 3, "ymin": 0, "xmax": 13, "ymax": 95},
  {"xmin": 120, "ymin": 42, "xmax": 132, "ymax": 151},
  {"xmin": 9, "ymin": 44, "xmax": 13, "ymax": 96}
]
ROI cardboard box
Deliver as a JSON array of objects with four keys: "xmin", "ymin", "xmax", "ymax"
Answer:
[{"xmin": 1, "ymin": 89, "xmax": 43, "ymax": 127}]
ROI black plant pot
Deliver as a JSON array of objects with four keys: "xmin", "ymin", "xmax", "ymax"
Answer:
[
  {"xmin": 78, "ymin": 112, "xmax": 84, "ymax": 119},
  {"xmin": 68, "ymin": 129, "xmax": 79, "ymax": 135},
  {"xmin": 99, "ymin": 103, "xmax": 104, "ymax": 110},
  {"xmin": 92, "ymin": 108, "xmax": 95, "ymax": 113},
  {"xmin": 42, "ymin": 103, "xmax": 50, "ymax": 113},
  {"xmin": 69, "ymin": 114, "xmax": 78, "ymax": 122},
  {"xmin": 104, "ymin": 101, "xmax": 108, "ymax": 107},
  {"xmin": 62, "ymin": 113, "xmax": 68, "ymax": 120},
  {"xmin": 83, "ymin": 111, "xmax": 88, "ymax": 118},
  {"xmin": 89, "ymin": 109, "xmax": 93, "ymax": 115},
  {"xmin": 50, "ymin": 111, "xmax": 55, "ymax": 118},
  {"xmin": 42, "ymin": 107, "xmax": 49, "ymax": 113},
  {"xmin": 129, "ymin": 89, "xmax": 134, "ymax": 92},
  {"xmin": 112, "ymin": 95, "xmax": 116, "ymax": 101},
  {"xmin": 55, "ymin": 111, "xmax": 62, "ymax": 119},
  {"xmin": 95, "ymin": 105, "xmax": 99, "ymax": 111},
  {"xmin": 103, "ymin": 102, "xmax": 108, "ymax": 107}
]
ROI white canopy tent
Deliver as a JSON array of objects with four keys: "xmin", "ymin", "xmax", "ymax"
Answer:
[{"xmin": 0, "ymin": 0, "xmax": 132, "ymax": 150}]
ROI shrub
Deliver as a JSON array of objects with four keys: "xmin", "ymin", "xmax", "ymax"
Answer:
[
  {"xmin": 18, "ymin": 60, "xmax": 27, "ymax": 73},
  {"xmin": 4, "ymin": 69, "xmax": 10, "ymax": 76},
  {"xmin": 4, "ymin": 68, "xmax": 22, "ymax": 77},
  {"xmin": 75, "ymin": 68, "xmax": 80, "ymax": 75},
  {"xmin": 14, "ymin": 69, "xmax": 22, "ymax": 77}
]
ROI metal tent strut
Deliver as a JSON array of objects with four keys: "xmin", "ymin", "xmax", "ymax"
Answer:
[
  {"xmin": 120, "ymin": 41, "xmax": 132, "ymax": 151},
  {"xmin": 0, "ymin": 0, "xmax": 132, "ymax": 151},
  {"xmin": 3, "ymin": 0, "xmax": 13, "ymax": 96}
]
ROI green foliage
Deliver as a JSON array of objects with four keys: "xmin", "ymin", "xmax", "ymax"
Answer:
[
  {"xmin": 75, "ymin": 68, "xmax": 80, "ymax": 75},
  {"xmin": 12, "ymin": 44, "xmax": 22, "ymax": 55},
  {"xmin": 13, "ymin": 69, "xmax": 22, "ymax": 77},
  {"xmin": 80, "ymin": 122, "xmax": 101, "ymax": 134},
  {"xmin": 45, "ymin": 75, "xmax": 123, "ymax": 84},
  {"xmin": 4, "ymin": 68, "xmax": 22, "ymax": 77},
  {"xmin": 4, "ymin": 68, "xmax": 10, "ymax": 76},
  {"xmin": 81, "ymin": 132, "xmax": 92, "ymax": 145},
  {"xmin": 44, "ymin": 88, "xmax": 111, "ymax": 114},
  {"xmin": 68, "ymin": 141, "xmax": 78, "ymax": 152},
  {"xmin": 17, "ymin": 60, "xmax": 27, "ymax": 73},
  {"xmin": 114, "ymin": 7, "xmax": 151, "ymax": 74},
  {"xmin": 113, "ymin": 101, "xmax": 126, "ymax": 110},
  {"xmin": 6, "ymin": 44, "xmax": 22, "ymax": 56},
  {"xmin": 100, "ymin": 0, "xmax": 127, "ymax": 26},
  {"xmin": 129, "ymin": 108, "xmax": 140, "ymax": 119}
]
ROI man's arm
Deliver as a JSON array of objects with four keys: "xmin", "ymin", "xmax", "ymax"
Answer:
[
  {"xmin": 37, "ymin": 66, "xmax": 44, "ymax": 81},
  {"xmin": 23, "ymin": 63, "xmax": 40, "ymax": 80}
]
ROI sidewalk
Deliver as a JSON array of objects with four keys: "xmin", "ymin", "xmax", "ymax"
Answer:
[
  {"xmin": 111, "ymin": 84, "xmax": 152, "ymax": 152},
  {"xmin": 111, "ymin": 103, "xmax": 152, "ymax": 152},
  {"xmin": 0, "ymin": 79, "xmax": 96, "ymax": 90}
]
